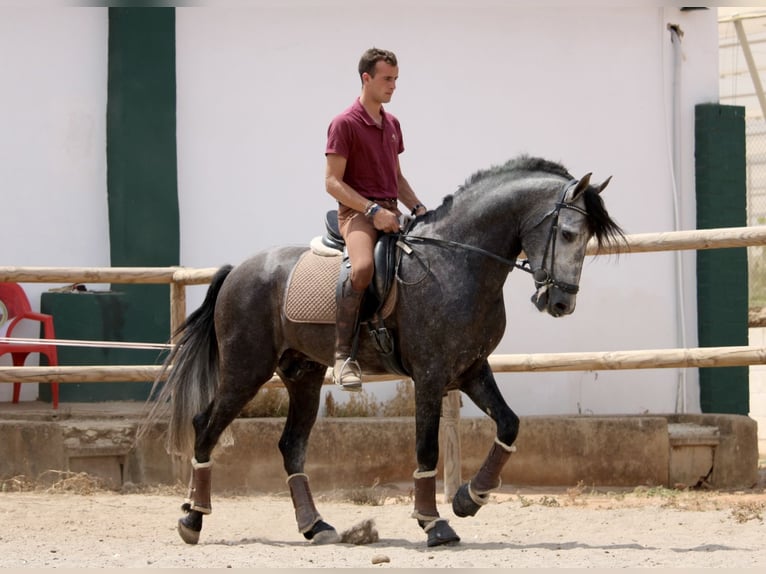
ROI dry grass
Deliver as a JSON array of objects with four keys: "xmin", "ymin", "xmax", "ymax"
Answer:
[
  {"xmin": 380, "ymin": 380, "xmax": 416, "ymax": 417},
  {"xmin": 238, "ymin": 380, "xmax": 417, "ymax": 419},
  {"xmin": 731, "ymin": 500, "xmax": 765, "ymax": 523},
  {"xmin": 0, "ymin": 471, "xmax": 186, "ymax": 496},
  {"xmin": 239, "ymin": 387, "xmax": 290, "ymax": 418},
  {"xmin": 1, "ymin": 471, "xmax": 108, "ymax": 494},
  {"xmin": 324, "ymin": 390, "xmax": 381, "ymax": 417},
  {"xmin": 323, "ymin": 379, "xmax": 416, "ymax": 417}
]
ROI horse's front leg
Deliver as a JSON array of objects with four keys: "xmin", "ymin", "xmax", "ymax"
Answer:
[
  {"xmin": 279, "ymin": 355, "xmax": 340, "ymax": 544},
  {"xmin": 452, "ymin": 361, "xmax": 519, "ymax": 518},
  {"xmin": 411, "ymin": 387, "xmax": 461, "ymax": 547}
]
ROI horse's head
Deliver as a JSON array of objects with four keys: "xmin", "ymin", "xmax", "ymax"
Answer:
[{"xmin": 521, "ymin": 173, "xmax": 620, "ymax": 317}]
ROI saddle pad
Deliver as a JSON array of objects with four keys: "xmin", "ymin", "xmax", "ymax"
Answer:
[
  {"xmin": 284, "ymin": 249, "xmax": 399, "ymax": 325},
  {"xmin": 284, "ymin": 250, "xmax": 342, "ymax": 324}
]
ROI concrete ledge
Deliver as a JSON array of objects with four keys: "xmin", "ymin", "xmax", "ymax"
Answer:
[{"xmin": 0, "ymin": 410, "xmax": 759, "ymax": 492}]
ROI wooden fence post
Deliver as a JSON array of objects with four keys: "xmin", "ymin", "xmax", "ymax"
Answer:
[{"xmin": 441, "ymin": 389, "xmax": 462, "ymax": 501}]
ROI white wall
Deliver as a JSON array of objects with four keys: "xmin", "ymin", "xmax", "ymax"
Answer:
[
  {"xmin": 0, "ymin": 3, "xmax": 720, "ymax": 415},
  {"xmin": 0, "ymin": 7, "xmax": 109, "ymax": 401},
  {"xmin": 175, "ymin": 2, "xmax": 718, "ymax": 416}
]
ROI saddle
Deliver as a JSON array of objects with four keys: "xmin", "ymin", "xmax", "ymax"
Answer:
[
  {"xmin": 286, "ymin": 210, "xmax": 410, "ymax": 376},
  {"xmin": 321, "ymin": 210, "xmax": 402, "ymax": 310}
]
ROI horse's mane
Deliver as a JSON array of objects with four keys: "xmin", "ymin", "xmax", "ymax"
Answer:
[
  {"xmin": 582, "ymin": 182, "xmax": 625, "ymax": 251},
  {"xmin": 460, "ymin": 155, "xmax": 573, "ymax": 189},
  {"xmin": 435, "ymin": 156, "xmax": 572, "ymax": 212},
  {"xmin": 428, "ymin": 154, "xmax": 624, "ymax": 250}
]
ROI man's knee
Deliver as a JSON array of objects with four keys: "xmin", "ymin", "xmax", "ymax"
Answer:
[{"xmin": 350, "ymin": 262, "xmax": 374, "ymax": 291}]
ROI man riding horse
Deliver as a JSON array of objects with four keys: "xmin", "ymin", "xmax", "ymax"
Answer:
[{"xmin": 324, "ymin": 47, "xmax": 428, "ymax": 390}]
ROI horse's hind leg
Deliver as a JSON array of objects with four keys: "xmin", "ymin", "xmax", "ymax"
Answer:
[
  {"xmin": 278, "ymin": 350, "xmax": 340, "ymax": 544},
  {"xmin": 178, "ymin": 372, "xmax": 267, "ymax": 544},
  {"xmin": 452, "ymin": 360, "xmax": 519, "ymax": 518}
]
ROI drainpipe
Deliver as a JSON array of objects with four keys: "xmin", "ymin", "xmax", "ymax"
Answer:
[{"xmin": 667, "ymin": 20, "xmax": 689, "ymax": 413}]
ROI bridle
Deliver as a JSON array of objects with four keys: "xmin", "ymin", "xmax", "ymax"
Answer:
[
  {"xmin": 400, "ymin": 178, "xmax": 588, "ymax": 296},
  {"xmin": 524, "ymin": 178, "xmax": 588, "ymax": 296}
]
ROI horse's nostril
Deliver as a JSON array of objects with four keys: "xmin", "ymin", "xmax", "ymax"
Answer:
[{"xmin": 554, "ymin": 302, "xmax": 569, "ymax": 315}]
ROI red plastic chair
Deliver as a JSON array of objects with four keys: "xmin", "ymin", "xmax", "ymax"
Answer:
[{"xmin": 0, "ymin": 283, "xmax": 59, "ymax": 409}]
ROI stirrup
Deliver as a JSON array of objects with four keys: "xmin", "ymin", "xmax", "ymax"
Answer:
[{"xmin": 333, "ymin": 357, "xmax": 363, "ymax": 392}]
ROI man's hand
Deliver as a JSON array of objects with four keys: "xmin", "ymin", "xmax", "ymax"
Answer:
[{"xmin": 373, "ymin": 208, "xmax": 402, "ymax": 233}]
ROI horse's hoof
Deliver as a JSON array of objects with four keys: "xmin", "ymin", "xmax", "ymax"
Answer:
[
  {"xmin": 452, "ymin": 482, "xmax": 486, "ymax": 518},
  {"xmin": 305, "ymin": 520, "xmax": 341, "ymax": 545},
  {"xmin": 178, "ymin": 511, "xmax": 203, "ymax": 545},
  {"xmin": 426, "ymin": 519, "xmax": 460, "ymax": 547},
  {"xmin": 178, "ymin": 518, "xmax": 201, "ymax": 545}
]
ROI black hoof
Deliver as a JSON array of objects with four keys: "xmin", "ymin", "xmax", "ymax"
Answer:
[
  {"xmin": 177, "ymin": 509, "xmax": 204, "ymax": 545},
  {"xmin": 452, "ymin": 482, "xmax": 486, "ymax": 518},
  {"xmin": 425, "ymin": 519, "xmax": 460, "ymax": 547},
  {"xmin": 304, "ymin": 520, "xmax": 340, "ymax": 544}
]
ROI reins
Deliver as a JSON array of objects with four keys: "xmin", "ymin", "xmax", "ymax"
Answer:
[
  {"xmin": 400, "ymin": 234, "xmax": 527, "ymax": 271},
  {"xmin": 398, "ymin": 178, "xmax": 586, "ymax": 293}
]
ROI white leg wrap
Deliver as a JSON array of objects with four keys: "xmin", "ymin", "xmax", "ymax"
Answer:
[
  {"xmin": 286, "ymin": 472, "xmax": 308, "ymax": 485},
  {"xmin": 422, "ymin": 517, "xmax": 451, "ymax": 532},
  {"xmin": 467, "ymin": 480, "xmax": 493, "ymax": 504},
  {"xmin": 494, "ymin": 437, "xmax": 517, "ymax": 452},
  {"xmin": 413, "ymin": 468, "xmax": 438, "ymax": 479}
]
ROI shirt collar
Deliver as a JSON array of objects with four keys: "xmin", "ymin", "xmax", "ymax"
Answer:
[{"xmin": 353, "ymin": 97, "xmax": 386, "ymax": 127}]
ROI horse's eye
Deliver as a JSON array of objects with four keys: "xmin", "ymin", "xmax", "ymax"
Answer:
[{"xmin": 561, "ymin": 229, "xmax": 576, "ymax": 242}]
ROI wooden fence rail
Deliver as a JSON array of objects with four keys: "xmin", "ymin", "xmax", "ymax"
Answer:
[{"xmin": 1, "ymin": 344, "xmax": 765, "ymax": 384}]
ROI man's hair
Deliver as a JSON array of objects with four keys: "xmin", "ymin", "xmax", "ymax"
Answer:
[{"xmin": 358, "ymin": 47, "xmax": 397, "ymax": 81}]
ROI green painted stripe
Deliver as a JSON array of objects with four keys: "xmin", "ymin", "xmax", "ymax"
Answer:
[
  {"xmin": 107, "ymin": 7, "xmax": 179, "ymax": 267},
  {"xmin": 695, "ymin": 103, "xmax": 749, "ymax": 415}
]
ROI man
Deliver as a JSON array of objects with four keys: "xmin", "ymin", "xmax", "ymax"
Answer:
[{"xmin": 325, "ymin": 47, "xmax": 427, "ymax": 390}]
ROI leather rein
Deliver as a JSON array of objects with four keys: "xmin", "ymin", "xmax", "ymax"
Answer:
[{"xmin": 400, "ymin": 179, "xmax": 586, "ymax": 295}]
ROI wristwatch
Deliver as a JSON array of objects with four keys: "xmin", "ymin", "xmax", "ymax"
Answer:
[{"xmin": 365, "ymin": 202, "xmax": 381, "ymax": 219}]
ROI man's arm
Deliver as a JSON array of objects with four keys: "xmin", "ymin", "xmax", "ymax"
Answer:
[{"xmin": 325, "ymin": 153, "xmax": 370, "ymax": 213}]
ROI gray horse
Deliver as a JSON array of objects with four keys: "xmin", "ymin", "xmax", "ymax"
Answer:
[{"xmin": 142, "ymin": 155, "xmax": 623, "ymax": 547}]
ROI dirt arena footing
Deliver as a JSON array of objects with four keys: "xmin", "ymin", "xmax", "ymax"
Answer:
[{"xmin": 0, "ymin": 401, "xmax": 759, "ymax": 493}]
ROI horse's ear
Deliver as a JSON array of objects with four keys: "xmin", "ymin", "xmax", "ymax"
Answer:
[
  {"xmin": 570, "ymin": 172, "xmax": 592, "ymax": 201},
  {"xmin": 597, "ymin": 176, "xmax": 612, "ymax": 194}
]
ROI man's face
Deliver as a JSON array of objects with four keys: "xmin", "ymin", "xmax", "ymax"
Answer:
[{"xmin": 364, "ymin": 61, "xmax": 398, "ymax": 104}]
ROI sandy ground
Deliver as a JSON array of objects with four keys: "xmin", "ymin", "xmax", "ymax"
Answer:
[{"xmin": 1, "ymin": 478, "xmax": 766, "ymax": 569}]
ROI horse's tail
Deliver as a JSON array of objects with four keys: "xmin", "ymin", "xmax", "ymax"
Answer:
[{"xmin": 139, "ymin": 264, "xmax": 234, "ymax": 456}]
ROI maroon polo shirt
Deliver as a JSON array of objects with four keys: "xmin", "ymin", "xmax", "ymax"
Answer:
[{"xmin": 325, "ymin": 98, "xmax": 404, "ymax": 201}]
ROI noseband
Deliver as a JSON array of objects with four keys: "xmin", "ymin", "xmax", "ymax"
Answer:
[
  {"xmin": 522, "ymin": 178, "xmax": 588, "ymax": 296},
  {"xmin": 400, "ymin": 179, "xmax": 588, "ymax": 294}
]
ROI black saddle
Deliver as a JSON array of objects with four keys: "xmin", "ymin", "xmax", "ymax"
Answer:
[{"xmin": 323, "ymin": 210, "xmax": 401, "ymax": 311}]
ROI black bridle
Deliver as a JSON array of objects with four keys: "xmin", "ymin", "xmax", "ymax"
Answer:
[
  {"xmin": 525, "ymin": 178, "xmax": 587, "ymax": 296},
  {"xmin": 400, "ymin": 178, "xmax": 587, "ymax": 295}
]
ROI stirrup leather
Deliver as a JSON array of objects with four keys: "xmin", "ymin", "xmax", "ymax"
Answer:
[{"xmin": 333, "ymin": 357, "xmax": 363, "ymax": 391}]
